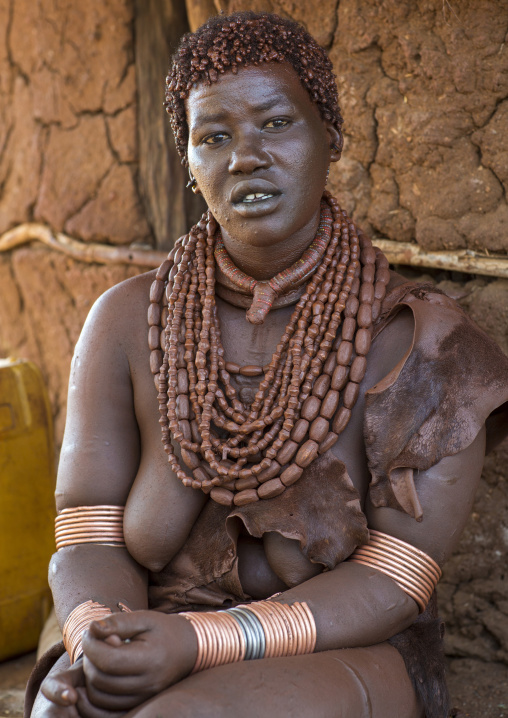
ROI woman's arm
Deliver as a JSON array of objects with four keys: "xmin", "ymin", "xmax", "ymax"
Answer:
[
  {"xmin": 279, "ymin": 423, "xmax": 486, "ymax": 650},
  {"xmin": 50, "ymin": 281, "xmax": 149, "ymax": 627},
  {"xmin": 274, "ymin": 304, "xmax": 486, "ymax": 649},
  {"xmin": 39, "ymin": 280, "xmax": 152, "ymax": 717}
]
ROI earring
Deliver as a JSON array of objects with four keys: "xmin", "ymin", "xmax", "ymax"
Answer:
[
  {"xmin": 331, "ymin": 142, "xmax": 342, "ymax": 158},
  {"xmin": 186, "ymin": 168, "xmax": 199, "ymax": 193},
  {"xmin": 325, "ymin": 167, "xmax": 330, "ymax": 186}
]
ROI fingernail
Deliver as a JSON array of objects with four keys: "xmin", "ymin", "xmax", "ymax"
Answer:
[{"xmin": 61, "ymin": 689, "xmax": 70, "ymax": 702}]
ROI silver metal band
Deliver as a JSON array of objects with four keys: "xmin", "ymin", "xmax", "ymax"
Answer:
[{"xmin": 227, "ymin": 606, "xmax": 266, "ymax": 660}]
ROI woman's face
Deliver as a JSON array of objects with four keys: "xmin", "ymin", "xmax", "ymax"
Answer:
[{"xmin": 186, "ymin": 62, "xmax": 340, "ymax": 251}]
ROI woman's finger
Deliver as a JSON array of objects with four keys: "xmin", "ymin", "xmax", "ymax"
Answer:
[
  {"xmin": 86, "ymin": 685, "xmax": 146, "ymax": 712},
  {"xmin": 75, "ymin": 687, "xmax": 127, "ymax": 718},
  {"xmin": 80, "ymin": 680, "xmax": 147, "ymax": 713},
  {"xmin": 82, "ymin": 634, "xmax": 145, "ymax": 677},
  {"xmin": 82, "ymin": 613, "xmax": 160, "ymax": 676},
  {"xmin": 33, "ymin": 689, "xmax": 81, "ymax": 718},
  {"xmin": 40, "ymin": 661, "xmax": 85, "ymax": 707},
  {"xmin": 41, "ymin": 676, "xmax": 77, "ymax": 707},
  {"xmin": 83, "ymin": 656, "xmax": 148, "ymax": 696},
  {"xmin": 86, "ymin": 611, "xmax": 150, "ymax": 640}
]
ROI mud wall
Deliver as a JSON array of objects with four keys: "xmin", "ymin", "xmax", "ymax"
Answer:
[
  {"xmin": 0, "ymin": 0, "xmax": 507, "ymax": 665},
  {"xmin": 0, "ymin": 0, "xmax": 150, "ymax": 244},
  {"xmin": 0, "ymin": 0, "xmax": 152, "ymax": 440}
]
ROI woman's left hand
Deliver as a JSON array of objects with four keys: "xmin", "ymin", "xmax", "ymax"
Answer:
[{"xmin": 80, "ymin": 610, "xmax": 197, "ymax": 712}]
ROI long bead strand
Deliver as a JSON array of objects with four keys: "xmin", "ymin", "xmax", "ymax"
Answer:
[{"xmin": 149, "ymin": 193, "xmax": 389, "ymax": 507}]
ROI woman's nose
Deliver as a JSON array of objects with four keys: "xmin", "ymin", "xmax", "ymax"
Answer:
[{"xmin": 228, "ymin": 133, "xmax": 271, "ymax": 175}]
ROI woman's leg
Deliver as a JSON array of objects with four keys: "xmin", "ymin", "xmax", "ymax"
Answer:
[{"xmin": 124, "ymin": 642, "xmax": 423, "ymax": 718}]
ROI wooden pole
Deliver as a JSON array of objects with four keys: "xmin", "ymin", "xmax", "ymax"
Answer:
[
  {"xmin": 0, "ymin": 224, "xmax": 167, "ymax": 267},
  {"xmin": 374, "ymin": 239, "xmax": 508, "ymax": 279},
  {"xmin": 134, "ymin": 0, "xmax": 205, "ymax": 251},
  {"xmin": 3, "ymin": 226, "xmax": 508, "ymax": 279}
]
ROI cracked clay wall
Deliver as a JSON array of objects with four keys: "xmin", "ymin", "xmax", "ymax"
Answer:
[
  {"xmin": 0, "ymin": 0, "xmax": 150, "ymax": 442},
  {"xmin": 0, "ymin": 0, "xmax": 507, "ymax": 666}
]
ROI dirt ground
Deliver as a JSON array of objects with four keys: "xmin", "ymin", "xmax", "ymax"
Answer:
[
  {"xmin": 448, "ymin": 658, "xmax": 508, "ymax": 718},
  {"xmin": 1, "ymin": 651, "xmax": 506, "ymax": 718}
]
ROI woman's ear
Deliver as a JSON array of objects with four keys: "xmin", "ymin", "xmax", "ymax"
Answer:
[{"xmin": 325, "ymin": 123, "xmax": 343, "ymax": 163}]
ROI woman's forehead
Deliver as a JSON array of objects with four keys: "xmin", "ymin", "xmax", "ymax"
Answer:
[{"xmin": 185, "ymin": 62, "xmax": 316, "ymax": 127}]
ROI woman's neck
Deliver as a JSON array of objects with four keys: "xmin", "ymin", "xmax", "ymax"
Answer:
[{"xmin": 218, "ymin": 210, "xmax": 322, "ymax": 281}]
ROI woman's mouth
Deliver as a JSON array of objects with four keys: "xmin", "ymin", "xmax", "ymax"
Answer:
[
  {"xmin": 231, "ymin": 192, "xmax": 282, "ymax": 217},
  {"xmin": 230, "ymin": 180, "xmax": 280, "ymax": 204},
  {"xmin": 242, "ymin": 193, "xmax": 275, "ymax": 203},
  {"xmin": 229, "ymin": 180, "xmax": 282, "ymax": 217}
]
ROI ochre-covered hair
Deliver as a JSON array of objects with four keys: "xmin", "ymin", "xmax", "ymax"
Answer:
[{"xmin": 165, "ymin": 11, "xmax": 343, "ymax": 166}]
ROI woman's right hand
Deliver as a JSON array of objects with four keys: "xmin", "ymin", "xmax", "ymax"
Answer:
[{"xmin": 78, "ymin": 610, "xmax": 198, "ymax": 712}]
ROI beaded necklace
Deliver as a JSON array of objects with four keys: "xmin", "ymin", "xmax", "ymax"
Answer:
[{"xmin": 148, "ymin": 192, "xmax": 390, "ymax": 507}]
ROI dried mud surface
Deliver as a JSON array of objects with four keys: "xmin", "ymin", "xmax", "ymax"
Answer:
[
  {"xmin": 328, "ymin": 0, "xmax": 508, "ymax": 255},
  {"xmin": 448, "ymin": 658, "xmax": 508, "ymax": 718},
  {"xmin": 0, "ymin": 247, "xmax": 141, "ymax": 444},
  {"xmin": 0, "ymin": 0, "xmax": 150, "ymax": 244}
]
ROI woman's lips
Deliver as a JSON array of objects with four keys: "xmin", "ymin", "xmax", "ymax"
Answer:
[
  {"xmin": 229, "ymin": 180, "xmax": 282, "ymax": 216},
  {"xmin": 231, "ymin": 192, "xmax": 282, "ymax": 217}
]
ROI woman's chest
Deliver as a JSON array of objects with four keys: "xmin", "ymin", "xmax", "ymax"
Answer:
[{"xmin": 126, "ymin": 296, "xmax": 372, "ymax": 582}]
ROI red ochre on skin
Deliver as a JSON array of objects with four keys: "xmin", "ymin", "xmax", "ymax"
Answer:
[{"xmin": 185, "ymin": 63, "xmax": 342, "ymax": 282}]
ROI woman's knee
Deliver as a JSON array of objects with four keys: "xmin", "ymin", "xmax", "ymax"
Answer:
[{"xmin": 125, "ymin": 650, "xmax": 381, "ymax": 718}]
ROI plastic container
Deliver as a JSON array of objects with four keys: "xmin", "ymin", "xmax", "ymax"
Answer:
[{"xmin": 0, "ymin": 357, "xmax": 55, "ymax": 661}]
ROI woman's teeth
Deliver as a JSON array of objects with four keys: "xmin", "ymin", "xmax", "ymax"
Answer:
[{"xmin": 242, "ymin": 193, "xmax": 274, "ymax": 203}]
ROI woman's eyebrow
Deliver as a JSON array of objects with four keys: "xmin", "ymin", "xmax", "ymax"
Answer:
[
  {"xmin": 250, "ymin": 94, "xmax": 292, "ymax": 113},
  {"xmin": 191, "ymin": 109, "xmax": 228, "ymax": 126},
  {"xmin": 191, "ymin": 94, "xmax": 293, "ymax": 128}
]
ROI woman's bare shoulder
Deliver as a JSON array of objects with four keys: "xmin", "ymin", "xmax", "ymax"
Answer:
[
  {"xmin": 89, "ymin": 269, "xmax": 156, "ymax": 324},
  {"xmin": 77, "ymin": 269, "xmax": 157, "ymax": 358}
]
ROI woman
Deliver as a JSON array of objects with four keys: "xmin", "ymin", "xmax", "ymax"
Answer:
[{"xmin": 28, "ymin": 11, "xmax": 508, "ymax": 718}]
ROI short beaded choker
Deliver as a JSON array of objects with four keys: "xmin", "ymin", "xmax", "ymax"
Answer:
[
  {"xmin": 214, "ymin": 200, "xmax": 332, "ymax": 324},
  {"xmin": 148, "ymin": 192, "xmax": 390, "ymax": 507}
]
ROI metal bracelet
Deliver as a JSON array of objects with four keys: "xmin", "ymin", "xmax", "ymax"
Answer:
[{"xmin": 228, "ymin": 606, "xmax": 266, "ymax": 660}]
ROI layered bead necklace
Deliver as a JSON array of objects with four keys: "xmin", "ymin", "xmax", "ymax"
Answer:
[{"xmin": 148, "ymin": 191, "xmax": 390, "ymax": 507}]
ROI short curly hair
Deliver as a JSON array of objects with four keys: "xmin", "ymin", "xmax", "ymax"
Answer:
[{"xmin": 165, "ymin": 11, "xmax": 343, "ymax": 167}]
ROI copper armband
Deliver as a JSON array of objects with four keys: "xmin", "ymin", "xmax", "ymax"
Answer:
[
  {"xmin": 62, "ymin": 599, "xmax": 132, "ymax": 664},
  {"xmin": 181, "ymin": 600, "xmax": 316, "ymax": 673},
  {"xmin": 55, "ymin": 505, "xmax": 125, "ymax": 550},
  {"xmin": 348, "ymin": 529, "xmax": 442, "ymax": 612},
  {"xmin": 62, "ymin": 600, "xmax": 113, "ymax": 664}
]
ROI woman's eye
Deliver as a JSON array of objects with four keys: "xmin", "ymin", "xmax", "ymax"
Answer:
[
  {"xmin": 264, "ymin": 118, "xmax": 289, "ymax": 129},
  {"xmin": 202, "ymin": 132, "xmax": 229, "ymax": 145}
]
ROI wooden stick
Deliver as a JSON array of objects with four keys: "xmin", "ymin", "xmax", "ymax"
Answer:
[
  {"xmin": 2, "ymin": 223, "xmax": 508, "ymax": 279},
  {"xmin": 0, "ymin": 223, "xmax": 167, "ymax": 267},
  {"xmin": 374, "ymin": 239, "xmax": 508, "ymax": 279}
]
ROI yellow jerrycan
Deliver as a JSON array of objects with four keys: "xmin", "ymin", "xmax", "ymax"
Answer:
[{"xmin": 0, "ymin": 357, "xmax": 55, "ymax": 660}]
